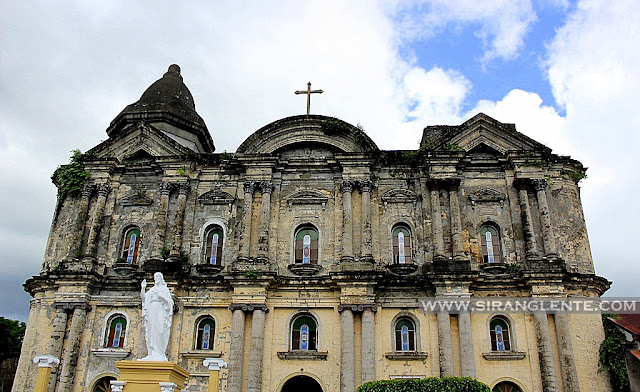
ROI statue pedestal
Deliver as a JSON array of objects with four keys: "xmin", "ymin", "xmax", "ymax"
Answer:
[{"xmin": 115, "ymin": 361, "xmax": 189, "ymax": 391}]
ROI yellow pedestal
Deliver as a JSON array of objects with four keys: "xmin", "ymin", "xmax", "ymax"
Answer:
[{"xmin": 115, "ymin": 361, "xmax": 190, "ymax": 391}]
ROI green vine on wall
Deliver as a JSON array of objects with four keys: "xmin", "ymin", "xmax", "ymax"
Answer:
[
  {"xmin": 599, "ymin": 314, "xmax": 630, "ymax": 392},
  {"xmin": 52, "ymin": 149, "xmax": 91, "ymax": 200}
]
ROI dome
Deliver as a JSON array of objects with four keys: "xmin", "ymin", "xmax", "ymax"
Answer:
[
  {"xmin": 137, "ymin": 64, "xmax": 196, "ymax": 112},
  {"xmin": 106, "ymin": 64, "xmax": 215, "ymax": 153}
]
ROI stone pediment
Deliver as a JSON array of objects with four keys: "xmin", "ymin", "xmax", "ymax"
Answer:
[
  {"xmin": 119, "ymin": 193, "xmax": 153, "ymax": 206},
  {"xmin": 469, "ymin": 187, "xmax": 506, "ymax": 206},
  {"xmin": 381, "ymin": 189, "xmax": 418, "ymax": 205},
  {"xmin": 285, "ymin": 190, "xmax": 328, "ymax": 210},
  {"xmin": 421, "ymin": 113, "xmax": 551, "ymax": 155},
  {"xmin": 198, "ymin": 190, "xmax": 235, "ymax": 205}
]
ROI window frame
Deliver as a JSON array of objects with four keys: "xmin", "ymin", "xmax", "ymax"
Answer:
[
  {"xmin": 195, "ymin": 316, "xmax": 216, "ymax": 350},
  {"xmin": 290, "ymin": 313, "xmax": 319, "ymax": 351},
  {"xmin": 391, "ymin": 224, "xmax": 413, "ymax": 264},
  {"xmin": 479, "ymin": 224, "xmax": 502, "ymax": 263},
  {"xmin": 103, "ymin": 312, "xmax": 129, "ymax": 349},
  {"xmin": 203, "ymin": 225, "xmax": 224, "ymax": 265},
  {"xmin": 489, "ymin": 315, "xmax": 512, "ymax": 352},
  {"xmin": 393, "ymin": 317, "xmax": 417, "ymax": 352},
  {"xmin": 120, "ymin": 226, "xmax": 142, "ymax": 264},
  {"xmin": 293, "ymin": 225, "xmax": 320, "ymax": 265}
]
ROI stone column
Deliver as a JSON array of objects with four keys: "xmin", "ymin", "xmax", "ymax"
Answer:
[
  {"xmin": 170, "ymin": 182, "xmax": 190, "ymax": 257},
  {"xmin": 532, "ymin": 179, "xmax": 558, "ymax": 258},
  {"xmin": 458, "ymin": 311, "xmax": 476, "ymax": 378},
  {"xmin": 340, "ymin": 181, "xmax": 354, "ymax": 262},
  {"xmin": 361, "ymin": 305, "xmax": 377, "ymax": 384},
  {"xmin": 84, "ymin": 183, "xmax": 110, "ymax": 258},
  {"xmin": 428, "ymin": 182, "xmax": 445, "ymax": 260},
  {"xmin": 67, "ymin": 184, "xmax": 93, "ymax": 258},
  {"xmin": 516, "ymin": 181, "xmax": 539, "ymax": 258},
  {"xmin": 57, "ymin": 305, "xmax": 89, "ymax": 392},
  {"xmin": 338, "ymin": 305, "xmax": 355, "ymax": 392},
  {"xmin": 239, "ymin": 182, "xmax": 255, "ymax": 260},
  {"xmin": 257, "ymin": 182, "xmax": 273, "ymax": 261},
  {"xmin": 436, "ymin": 312, "xmax": 454, "ymax": 376},
  {"xmin": 152, "ymin": 182, "xmax": 173, "ymax": 258},
  {"xmin": 533, "ymin": 312, "xmax": 559, "ymax": 392},
  {"xmin": 47, "ymin": 306, "xmax": 69, "ymax": 392},
  {"xmin": 360, "ymin": 180, "xmax": 373, "ymax": 261},
  {"xmin": 448, "ymin": 181, "xmax": 465, "ymax": 260},
  {"xmin": 247, "ymin": 305, "xmax": 268, "ymax": 392},
  {"xmin": 554, "ymin": 313, "xmax": 580, "ymax": 392},
  {"xmin": 227, "ymin": 305, "xmax": 247, "ymax": 392}
]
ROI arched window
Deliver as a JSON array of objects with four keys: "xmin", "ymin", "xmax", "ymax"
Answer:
[
  {"xmin": 295, "ymin": 226, "xmax": 318, "ymax": 264},
  {"xmin": 392, "ymin": 225, "xmax": 412, "ymax": 264},
  {"xmin": 480, "ymin": 225, "xmax": 501, "ymax": 263},
  {"xmin": 195, "ymin": 317, "xmax": 215, "ymax": 350},
  {"xmin": 105, "ymin": 314, "xmax": 127, "ymax": 348},
  {"xmin": 92, "ymin": 376, "xmax": 117, "ymax": 392},
  {"xmin": 204, "ymin": 226, "xmax": 224, "ymax": 265},
  {"xmin": 291, "ymin": 315, "xmax": 317, "ymax": 351},
  {"xmin": 493, "ymin": 381, "xmax": 522, "ymax": 392},
  {"xmin": 121, "ymin": 227, "xmax": 141, "ymax": 264},
  {"xmin": 394, "ymin": 318, "xmax": 416, "ymax": 351},
  {"xmin": 490, "ymin": 316, "xmax": 511, "ymax": 351}
]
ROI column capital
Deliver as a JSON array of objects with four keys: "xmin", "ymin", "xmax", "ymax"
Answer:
[
  {"xmin": 159, "ymin": 382, "xmax": 178, "ymax": 392},
  {"xmin": 160, "ymin": 181, "xmax": 174, "ymax": 195},
  {"xmin": 338, "ymin": 303, "xmax": 378, "ymax": 313},
  {"xmin": 96, "ymin": 183, "xmax": 111, "ymax": 197},
  {"xmin": 243, "ymin": 181, "xmax": 256, "ymax": 194},
  {"xmin": 340, "ymin": 180, "xmax": 354, "ymax": 193},
  {"xmin": 259, "ymin": 181, "xmax": 273, "ymax": 194},
  {"xmin": 53, "ymin": 302, "xmax": 92, "ymax": 312},
  {"xmin": 359, "ymin": 180, "xmax": 374, "ymax": 193},
  {"xmin": 177, "ymin": 182, "xmax": 191, "ymax": 195},
  {"xmin": 32, "ymin": 354, "xmax": 60, "ymax": 368},
  {"xmin": 531, "ymin": 178, "xmax": 548, "ymax": 191},
  {"xmin": 203, "ymin": 358, "xmax": 228, "ymax": 371},
  {"xmin": 110, "ymin": 381, "xmax": 126, "ymax": 392},
  {"xmin": 229, "ymin": 303, "xmax": 270, "ymax": 313},
  {"xmin": 81, "ymin": 184, "xmax": 94, "ymax": 197}
]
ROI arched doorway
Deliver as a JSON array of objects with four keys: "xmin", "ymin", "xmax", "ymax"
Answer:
[{"xmin": 281, "ymin": 374, "xmax": 323, "ymax": 392}]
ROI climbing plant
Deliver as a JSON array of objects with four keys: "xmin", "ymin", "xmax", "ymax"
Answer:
[
  {"xmin": 52, "ymin": 149, "xmax": 91, "ymax": 200},
  {"xmin": 599, "ymin": 314, "xmax": 630, "ymax": 392}
]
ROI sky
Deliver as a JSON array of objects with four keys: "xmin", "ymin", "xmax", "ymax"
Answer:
[{"xmin": 1, "ymin": 0, "xmax": 639, "ymax": 322}]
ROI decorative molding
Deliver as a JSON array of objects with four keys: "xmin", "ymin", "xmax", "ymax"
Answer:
[
  {"xmin": 359, "ymin": 180, "xmax": 374, "ymax": 193},
  {"xmin": 381, "ymin": 189, "xmax": 418, "ymax": 206},
  {"xmin": 259, "ymin": 181, "xmax": 274, "ymax": 194},
  {"xmin": 384, "ymin": 352, "xmax": 428, "ymax": 360},
  {"xmin": 340, "ymin": 180, "xmax": 354, "ymax": 193},
  {"xmin": 338, "ymin": 303, "xmax": 378, "ymax": 313},
  {"xmin": 228, "ymin": 303, "xmax": 270, "ymax": 313},
  {"xmin": 386, "ymin": 263, "xmax": 418, "ymax": 275},
  {"xmin": 91, "ymin": 349, "xmax": 131, "ymax": 359},
  {"xmin": 288, "ymin": 263, "xmax": 323, "ymax": 276},
  {"xmin": 53, "ymin": 302, "xmax": 92, "ymax": 312},
  {"xmin": 181, "ymin": 351, "xmax": 223, "ymax": 359},
  {"xmin": 482, "ymin": 351, "xmax": 527, "ymax": 361},
  {"xmin": 197, "ymin": 190, "xmax": 234, "ymax": 205},
  {"xmin": 119, "ymin": 194, "xmax": 153, "ymax": 206},
  {"xmin": 468, "ymin": 187, "xmax": 506, "ymax": 207},
  {"xmin": 277, "ymin": 351, "xmax": 328, "ymax": 360},
  {"xmin": 285, "ymin": 190, "xmax": 328, "ymax": 211}
]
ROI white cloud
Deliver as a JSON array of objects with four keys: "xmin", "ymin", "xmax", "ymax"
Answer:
[{"xmin": 387, "ymin": 0, "xmax": 537, "ymax": 63}]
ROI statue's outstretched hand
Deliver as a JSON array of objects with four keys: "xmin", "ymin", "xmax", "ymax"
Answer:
[{"xmin": 141, "ymin": 279, "xmax": 147, "ymax": 290}]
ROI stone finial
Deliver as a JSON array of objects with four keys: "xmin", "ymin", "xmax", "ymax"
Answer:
[
  {"xmin": 203, "ymin": 358, "xmax": 228, "ymax": 371},
  {"xmin": 32, "ymin": 354, "xmax": 60, "ymax": 368}
]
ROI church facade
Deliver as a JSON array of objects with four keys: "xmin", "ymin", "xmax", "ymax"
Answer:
[{"xmin": 13, "ymin": 65, "xmax": 611, "ymax": 392}]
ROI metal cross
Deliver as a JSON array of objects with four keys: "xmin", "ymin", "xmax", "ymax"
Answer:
[{"xmin": 295, "ymin": 82, "xmax": 323, "ymax": 115}]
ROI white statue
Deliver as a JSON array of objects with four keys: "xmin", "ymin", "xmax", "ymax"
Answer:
[{"xmin": 140, "ymin": 272, "xmax": 174, "ymax": 361}]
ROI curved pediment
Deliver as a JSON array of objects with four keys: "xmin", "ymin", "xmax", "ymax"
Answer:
[
  {"xmin": 468, "ymin": 187, "xmax": 506, "ymax": 206},
  {"xmin": 198, "ymin": 189, "xmax": 235, "ymax": 205},
  {"xmin": 381, "ymin": 189, "xmax": 418, "ymax": 204},
  {"xmin": 285, "ymin": 189, "xmax": 329, "ymax": 209},
  {"xmin": 236, "ymin": 115, "xmax": 378, "ymax": 154}
]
